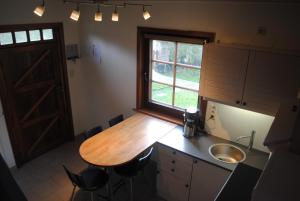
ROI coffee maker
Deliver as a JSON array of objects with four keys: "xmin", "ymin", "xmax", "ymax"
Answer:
[{"xmin": 183, "ymin": 107, "xmax": 198, "ymax": 138}]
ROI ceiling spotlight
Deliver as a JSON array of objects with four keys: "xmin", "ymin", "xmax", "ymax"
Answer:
[
  {"xmin": 33, "ymin": 0, "xmax": 45, "ymax": 17},
  {"xmin": 94, "ymin": 4, "xmax": 102, "ymax": 22},
  {"xmin": 70, "ymin": 4, "xmax": 80, "ymax": 21},
  {"xmin": 143, "ymin": 6, "xmax": 151, "ymax": 20},
  {"xmin": 112, "ymin": 7, "xmax": 119, "ymax": 22}
]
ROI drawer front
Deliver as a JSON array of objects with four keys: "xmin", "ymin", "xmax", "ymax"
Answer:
[
  {"xmin": 157, "ymin": 170, "xmax": 190, "ymax": 201},
  {"xmin": 156, "ymin": 144, "xmax": 193, "ymax": 181},
  {"xmin": 157, "ymin": 144, "xmax": 177, "ymax": 161}
]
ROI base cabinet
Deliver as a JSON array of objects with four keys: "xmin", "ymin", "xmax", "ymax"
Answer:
[
  {"xmin": 157, "ymin": 170, "xmax": 190, "ymax": 201},
  {"xmin": 155, "ymin": 143, "xmax": 231, "ymax": 201},
  {"xmin": 189, "ymin": 160, "xmax": 231, "ymax": 201}
]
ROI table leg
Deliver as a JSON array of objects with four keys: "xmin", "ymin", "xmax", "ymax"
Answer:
[{"xmin": 107, "ymin": 168, "xmax": 114, "ymax": 201}]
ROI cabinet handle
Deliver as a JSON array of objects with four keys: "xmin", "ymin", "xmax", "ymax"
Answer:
[
  {"xmin": 242, "ymin": 102, "xmax": 247, "ymax": 106},
  {"xmin": 171, "ymin": 168, "xmax": 175, "ymax": 172},
  {"xmin": 236, "ymin": 100, "xmax": 240, "ymax": 104},
  {"xmin": 185, "ymin": 184, "xmax": 189, "ymax": 188},
  {"xmin": 171, "ymin": 160, "xmax": 175, "ymax": 164}
]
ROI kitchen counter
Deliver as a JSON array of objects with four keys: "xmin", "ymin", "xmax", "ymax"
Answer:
[{"xmin": 157, "ymin": 126, "xmax": 269, "ymax": 171}]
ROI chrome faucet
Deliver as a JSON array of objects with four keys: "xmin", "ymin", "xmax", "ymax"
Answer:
[{"xmin": 235, "ymin": 130, "xmax": 256, "ymax": 151}]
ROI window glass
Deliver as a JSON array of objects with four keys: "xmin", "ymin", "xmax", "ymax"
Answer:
[
  {"xmin": 152, "ymin": 62, "xmax": 173, "ymax": 85},
  {"xmin": 29, "ymin": 30, "xmax": 41, "ymax": 42},
  {"xmin": 151, "ymin": 82, "xmax": 173, "ymax": 106},
  {"xmin": 149, "ymin": 40, "xmax": 202, "ymax": 110},
  {"xmin": 42, "ymin": 29, "xmax": 53, "ymax": 40},
  {"xmin": 174, "ymin": 88, "xmax": 198, "ymax": 109},
  {"xmin": 15, "ymin": 31, "xmax": 27, "ymax": 43},
  {"xmin": 0, "ymin": 32, "xmax": 13, "ymax": 45},
  {"xmin": 177, "ymin": 43, "xmax": 203, "ymax": 67},
  {"xmin": 175, "ymin": 66, "xmax": 200, "ymax": 91},
  {"xmin": 152, "ymin": 40, "xmax": 175, "ymax": 62}
]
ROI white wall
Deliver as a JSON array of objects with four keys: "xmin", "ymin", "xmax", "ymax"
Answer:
[
  {"xmin": 205, "ymin": 101, "xmax": 275, "ymax": 152},
  {"xmin": 78, "ymin": 1, "xmax": 300, "ymax": 151},
  {"xmin": 0, "ymin": 0, "xmax": 82, "ymax": 167},
  {"xmin": 0, "ymin": 101, "xmax": 15, "ymax": 167}
]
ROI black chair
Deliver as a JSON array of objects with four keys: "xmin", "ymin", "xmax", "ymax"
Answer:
[
  {"xmin": 114, "ymin": 147, "xmax": 154, "ymax": 201},
  {"xmin": 108, "ymin": 115, "xmax": 124, "ymax": 127},
  {"xmin": 63, "ymin": 165, "xmax": 110, "ymax": 201},
  {"xmin": 84, "ymin": 126, "xmax": 103, "ymax": 140}
]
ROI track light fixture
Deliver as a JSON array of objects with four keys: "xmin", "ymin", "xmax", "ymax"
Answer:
[
  {"xmin": 112, "ymin": 6, "xmax": 119, "ymax": 22},
  {"xmin": 34, "ymin": 1, "xmax": 153, "ymax": 22},
  {"xmin": 70, "ymin": 4, "xmax": 80, "ymax": 21},
  {"xmin": 94, "ymin": 4, "xmax": 102, "ymax": 22},
  {"xmin": 33, "ymin": 0, "xmax": 45, "ymax": 17}
]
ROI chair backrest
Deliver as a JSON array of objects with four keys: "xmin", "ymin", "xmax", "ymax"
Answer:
[
  {"xmin": 63, "ymin": 165, "xmax": 82, "ymax": 187},
  {"xmin": 137, "ymin": 147, "xmax": 153, "ymax": 170},
  {"xmin": 84, "ymin": 126, "xmax": 103, "ymax": 140},
  {"xmin": 108, "ymin": 114, "xmax": 124, "ymax": 127}
]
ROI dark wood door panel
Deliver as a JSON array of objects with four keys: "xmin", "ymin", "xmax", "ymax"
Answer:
[{"xmin": 0, "ymin": 23, "xmax": 74, "ymax": 166}]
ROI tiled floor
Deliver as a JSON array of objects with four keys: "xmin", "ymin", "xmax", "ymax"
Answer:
[{"xmin": 10, "ymin": 137, "xmax": 161, "ymax": 201}]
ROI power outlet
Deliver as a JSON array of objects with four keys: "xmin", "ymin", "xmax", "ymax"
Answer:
[
  {"xmin": 211, "ymin": 106, "xmax": 216, "ymax": 114},
  {"xmin": 209, "ymin": 105, "xmax": 216, "ymax": 120}
]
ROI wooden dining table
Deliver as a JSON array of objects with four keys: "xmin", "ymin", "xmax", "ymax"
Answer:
[{"xmin": 79, "ymin": 112, "xmax": 177, "ymax": 167}]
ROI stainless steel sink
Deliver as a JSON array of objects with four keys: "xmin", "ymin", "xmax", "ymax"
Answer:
[{"xmin": 209, "ymin": 143, "xmax": 246, "ymax": 164}]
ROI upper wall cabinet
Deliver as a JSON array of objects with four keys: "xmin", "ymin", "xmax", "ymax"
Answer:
[
  {"xmin": 200, "ymin": 44, "xmax": 300, "ymax": 116},
  {"xmin": 199, "ymin": 44, "xmax": 249, "ymax": 106}
]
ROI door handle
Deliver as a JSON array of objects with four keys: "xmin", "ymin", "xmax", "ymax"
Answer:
[{"xmin": 144, "ymin": 72, "xmax": 148, "ymax": 82}]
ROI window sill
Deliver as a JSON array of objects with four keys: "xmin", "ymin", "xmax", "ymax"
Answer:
[{"xmin": 135, "ymin": 108, "xmax": 183, "ymax": 126}]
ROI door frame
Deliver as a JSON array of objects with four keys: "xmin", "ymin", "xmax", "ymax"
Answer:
[{"xmin": 0, "ymin": 23, "xmax": 74, "ymax": 167}]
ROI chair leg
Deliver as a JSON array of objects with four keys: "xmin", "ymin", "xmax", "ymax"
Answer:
[
  {"xmin": 130, "ymin": 178, "xmax": 134, "ymax": 201},
  {"xmin": 91, "ymin": 191, "xmax": 94, "ymax": 201},
  {"xmin": 106, "ymin": 184, "xmax": 111, "ymax": 201},
  {"xmin": 70, "ymin": 185, "xmax": 76, "ymax": 201}
]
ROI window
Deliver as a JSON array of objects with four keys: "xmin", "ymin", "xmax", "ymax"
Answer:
[
  {"xmin": 150, "ymin": 40, "xmax": 202, "ymax": 109},
  {"xmin": 29, "ymin": 30, "xmax": 41, "ymax": 42},
  {"xmin": 0, "ymin": 28, "xmax": 54, "ymax": 47},
  {"xmin": 137, "ymin": 27, "xmax": 214, "ymax": 120},
  {"xmin": 0, "ymin": 32, "xmax": 13, "ymax": 45},
  {"xmin": 42, "ymin": 29, "xmax": 53, "ymax": 40},
  {"xmin": 14, "ymin": 31, "xmax": 27, "ymax": 43}
]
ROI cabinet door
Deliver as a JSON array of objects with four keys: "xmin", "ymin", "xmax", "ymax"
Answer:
[
  {"xmin": 242, "ymin": 51, "xmax": 300, "ymax": 116},
  {"xmin": 200, "ymin": 44, "xmax": 249, "ymax": 106},
  {"xmin": 157, "ymin": 170, "xmax": 190, "ymax": 201},
  {"xmin": 189, "ymin": 160, "xmax": 230, "ymax": 201},
  {"xmin": 264, "ymin": 101, "xmax": 299, "ymax": 147}
]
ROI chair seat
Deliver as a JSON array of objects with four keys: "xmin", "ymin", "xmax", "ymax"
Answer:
[
  {"xmin": 114, "ymin": 160, "xmax": 140, "ymax": 177},
  {"xmin": 79, "ymin": 167, "xmax": 109, "ymax": 191}
]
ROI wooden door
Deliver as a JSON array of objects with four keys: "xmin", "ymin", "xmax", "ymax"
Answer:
[
  {"xmin": 0, "ymin": 23, "xmax": 74, "ymax": 166},
  {"xmin": 200, "ymin": 44, "xmax": 249, "ymax": 106},
  {"xmin": 242, "ymin": 50, "xmax": 300, "ymax": 116},
  {"xmin": 189, "ymin": 160, "xmax": 230, "ymax": 201}
]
